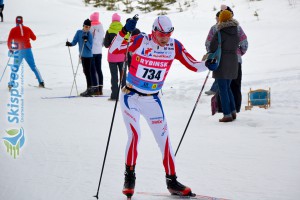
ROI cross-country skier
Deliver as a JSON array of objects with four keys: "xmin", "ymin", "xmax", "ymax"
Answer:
[
  {"xmin": 109, "ymin": 15, "xmax": 207, "ymax": 198},
  {"xmin": 7, "ymin": 16, "xmax": 44, "ymax": 90}
]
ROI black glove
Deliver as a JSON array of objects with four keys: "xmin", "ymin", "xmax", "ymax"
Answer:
[
  {"xmin": 123, "ymin": 18, "xmax": 137, "ymax": 33},
  {"xmin": 9, "ymin": 50, "xmax": 14, "ymax": 55},
  {"xmin": 66, "ymin": 41, "xmax": 72, "ymax": 46},
  {"xmin": 82, "ymin": 35, "xmax": 88, "ymax": 42}
]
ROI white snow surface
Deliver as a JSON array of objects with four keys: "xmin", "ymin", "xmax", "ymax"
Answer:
[{"xmin": 0, "ymin": 0, "xmax": 300, "ymax": 200}]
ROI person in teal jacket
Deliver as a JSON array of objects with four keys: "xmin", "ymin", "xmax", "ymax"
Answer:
[{"xmin": 66, "ymin": 19, "xmax": 98, "ymax": 97}]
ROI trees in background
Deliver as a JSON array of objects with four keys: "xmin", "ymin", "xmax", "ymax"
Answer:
[{"xmin": 85, "ymin": 0, "xmax": 193, "ymax": 14}]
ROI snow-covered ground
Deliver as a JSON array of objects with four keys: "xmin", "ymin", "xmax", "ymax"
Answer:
[{"xmin": 0, "ymin": 0, "xmax": 300, "ymax": 200}]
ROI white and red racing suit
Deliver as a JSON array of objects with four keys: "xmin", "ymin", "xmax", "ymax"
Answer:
[{"xmin": 109, "ymin": 31, "xmax": 206, "ymax": 175}]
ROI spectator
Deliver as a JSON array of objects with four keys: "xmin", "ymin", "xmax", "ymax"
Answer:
[
  {"xmin": 90, "ymin": 11, "xmax": 105, "ymax": 95},
  {"xmin": 206, "ymin": 5, "xmax": 248, "ymax": 113},
  {"xmin": 204, "ymin": 11, "xmax": 221, "ymax": 96},
  {"xmin": 104, "ymin": 13, "xmax": 128, "ymax": 100},
  {"xmin": 209, "ymin": 10, "xmax": 239, "ymax": 122},
  {"xmin": 66, "ymin": 19, "xmax": 97, "ymax": 97}
]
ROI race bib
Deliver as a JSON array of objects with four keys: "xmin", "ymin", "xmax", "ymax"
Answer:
[{"xmin": 136, "ymin": 66, "xmax": 166, "ymax": 82}]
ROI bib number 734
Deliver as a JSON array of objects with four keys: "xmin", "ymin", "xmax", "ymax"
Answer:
[{"xmin": 136, "ymin": 67, "xmax": 166, "ymax": 82}]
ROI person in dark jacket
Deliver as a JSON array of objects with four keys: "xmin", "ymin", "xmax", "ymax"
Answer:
[
  {"xmin": 206, "ymin": 5, "xmax": 248, "ymax": 114},
  {"xmin": 209, "ymin": 10, "xmax": 239, "ymax": 122},
  {"xmin": 104, "ymin": 13, "xmax": 128, "ymax": 100},
  {"xmin": 66, "ymin": 19, "xmax": 96, "ymax": 97}
]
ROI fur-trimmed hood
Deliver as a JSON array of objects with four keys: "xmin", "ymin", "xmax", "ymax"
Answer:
[{"xmin": 217, "ymin": 19, "xmax": 239, "ymax": 32}]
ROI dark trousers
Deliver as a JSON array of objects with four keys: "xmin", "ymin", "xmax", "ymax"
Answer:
[
  {"xmin": 91, "ymin": 54, "xmax": 103, "ymax": 86},
  {"xmin": 0, "ymin": 4, "xmax": 4, "ymax": 21},
  {"xmin": 231, "ymin": 63, "xmax": 242, "ymax": 112},
  {"xmin": 82, "ymin": 57, "xmax": 97, "ymax": 88},
  {"xmin": 109, "ymin": 62, "xmax": 127, "ymax": 99}
]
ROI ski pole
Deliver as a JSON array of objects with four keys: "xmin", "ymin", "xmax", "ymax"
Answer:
[
  {"xmin": 67, "ymin": 39, "xmax": 78, "ymax": 95},
  {"xmin": 69, "ymin": 41, "xmax": 85, "ymax": 96},
  {"xmin": 0, "ymin": 51, "xmax": 13, "ymax": 84},
  {"xmin": 175, "ymin": 70, "xmax": 211, "ymax": 156},
  {"xmin": 93, "ymin": 14, "xmax": 139, "ymax": 200}
]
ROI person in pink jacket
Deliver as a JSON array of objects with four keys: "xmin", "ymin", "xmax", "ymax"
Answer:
[{"xmin": 104, "ymin": 13, "xmax": 127, "ymax": 100}]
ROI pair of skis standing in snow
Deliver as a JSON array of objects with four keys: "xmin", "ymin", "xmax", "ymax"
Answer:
[{"xmin": 94, "ymin": 15, "xmax": 210, "ymax": 199}]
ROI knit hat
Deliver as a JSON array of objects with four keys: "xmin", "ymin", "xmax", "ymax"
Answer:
[
  {"xmin": 90, "ymin": 12, "xmax": 100, "ymax": 25},
  {"xmin": 220, "ymin": 4, "xmax": 234, "ymax": 16},
  {"xmin": 90, "ymin": 12, "xmax": 99, "ymax": 22},
  {"xmin": 219, "ymin": 10, "xmax": 233, "ymax": 23},
  {"xmin": 83, "ymin": 19, "xmax": 91, "ymax": 26},
  {"xmin": 16, "ymin": 16, "xmax": 23, "ymax": 24},
  {"xmin": 112, "ymin": 13, "xmax": 121, "ymax": 22}
]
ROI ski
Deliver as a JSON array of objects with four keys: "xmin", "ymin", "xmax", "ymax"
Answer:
[
  {"xmin": 28, "ymin": 84, "xmax": 52, "ymax": 90},
  {"xmin": 136, "ymin": 192, "xmax": 229, "ymax": 200},
  {"xmin": 41, "ymin": 95, "xmax": 109, "ymax": 99}
]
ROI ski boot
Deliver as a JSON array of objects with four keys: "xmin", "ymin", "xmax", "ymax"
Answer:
[
  {"xmin": 8, "ymin": 85, "xmax": 12, "ymax": 91},
  {"xmin": 39, "ymin": 82, "xmax": 45, "ymax": 88},
  {"xmin": 166, "ymin": 174, "xmax": 194, "ymax": 196},
  {"xmin": 122, "ymin": 165, "xmax": 136, "ymax": 198}
]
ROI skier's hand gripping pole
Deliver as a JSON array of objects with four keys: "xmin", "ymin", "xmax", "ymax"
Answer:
[{"xmin": 123, "ymin": 14, "xmax": 139, "ymax": 34}]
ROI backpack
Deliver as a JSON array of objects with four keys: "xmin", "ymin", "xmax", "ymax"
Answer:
[{"xmin": 205, "ymin": 31, "xmax": 221, "ymax": 71}]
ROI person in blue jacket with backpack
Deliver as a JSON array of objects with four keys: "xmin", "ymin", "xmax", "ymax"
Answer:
[{"xmin": 66, "ymin": 19, "xmax": 98, "ymax": 97}]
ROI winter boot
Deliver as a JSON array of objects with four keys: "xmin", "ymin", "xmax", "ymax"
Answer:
[
  {"xmin": 122, "ymin": 165, "xmax": 136, "ymax": 197},
  {"xmin": 39, "ymin": 82, "xmax": 45, "ymax": 88},
  {"xmin": 98, "ymin": 86, "xmax": 103, "ymax": 95},
  {"xmin": 219, "ymin": 116, "xmax": 233, "ymax": 122},
  {"xmin": 166, "ymin": 174, "xmax": 192, "ymax": 196},
  {"xmin": 80, "ymin": 88, "xmax": 92, "ymax": 97},
  {"xmin": 91, "ymin": 87, "xmax": 101, "ymax": 96},
  {"xmin": 232, "ymin": 112, "xmax": 237, "ymax": 120}
]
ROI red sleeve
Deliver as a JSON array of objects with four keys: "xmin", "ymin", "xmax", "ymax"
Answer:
[
  {"xmin": 7, "ymin": 29, "xmax": 13, "ymax": 50},
  {"xmin": 109, "ymin": 31, "xmax": 143, "ymax": 55},
  {"xmin": 174, "ymin": 39, "xmax": 199, "ymax": 72},
  {"xmin": 29, "ymin": 28, "xmax": 36, "ymax": 41}
]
